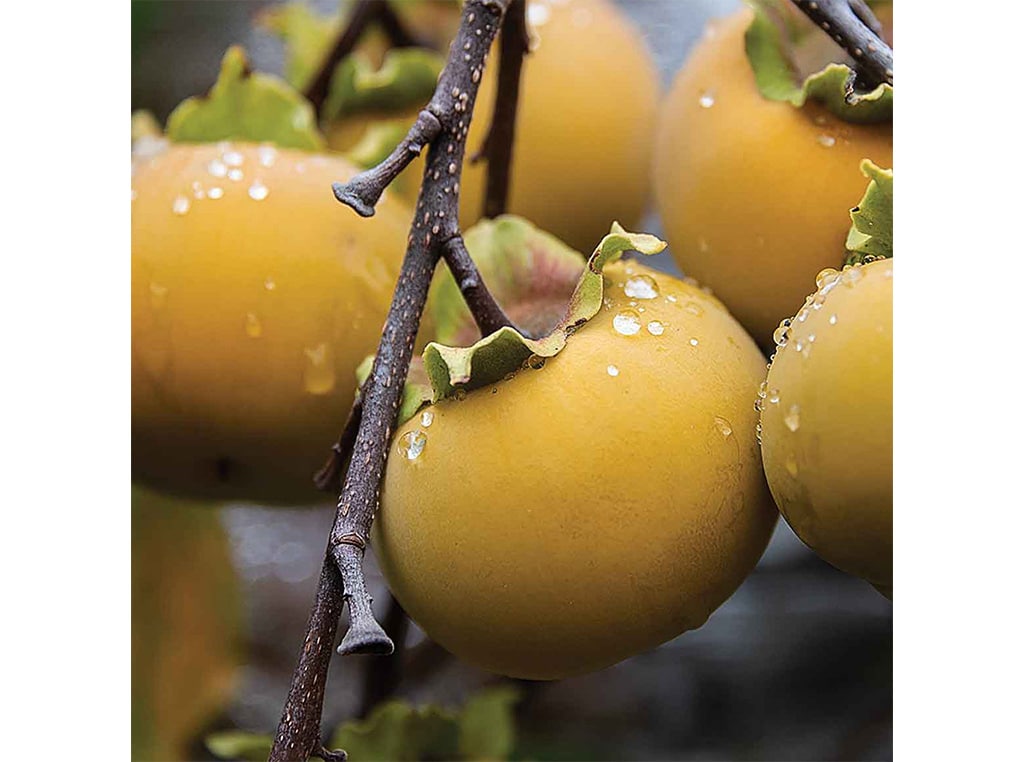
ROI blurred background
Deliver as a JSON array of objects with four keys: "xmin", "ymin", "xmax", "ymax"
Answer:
[{"xmin": 131, "ymin": 1, "xmax": 892, "ymax": 760}]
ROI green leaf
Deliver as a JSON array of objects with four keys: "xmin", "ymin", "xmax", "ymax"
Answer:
[
  {"xmin": 323, "ymin": 48, "xmax": 445, "ymax": 123},
  {"xmin": 423, "ymin": 219, "xmax": 666, "ymax": 400},
  {"xmin": 205, "ymin": 731, "xmax": 274, "ymax": 762},
  {"xmin": 258, "ymin": 2, "xmax": 341, "ymax": 91},
  {"xmin": 457, "ymin": 686, "xmax": 521, "ymax": 761},
  {"xmin": 744, "ymin": 0, "xmax": 892, "ymax": 123},
  {"xmin": 166, "ymin": 45, "xmax": 325, "ymax": 150},
  {"xmin": 329, "ymin": 701, "xmax": 459, "ymax": 762},
  {"xmin": 845, "ymin": 160, "xmax": 892, "ymax": 264}
]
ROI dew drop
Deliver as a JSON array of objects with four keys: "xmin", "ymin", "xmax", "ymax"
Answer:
[
  {"xmin": 666, "ymin": 294, "xmax": 678, "ymax": 304},
  {"xmin": 526, "ymin": 354, "xmax": 546, "ymax": 370},
  {"xmin": 647, "ymin": 320, "xmax": 665, "ymax": 336},
  {"xmin": 698, "ymin": 90, "xmax": 716, "ymax": 108},
  {"xmin": 245, "ymin": 312, "xmax": 263, "ymax": 338},
  {"xmin": 453, "ymin": 387, "xmax": 468, "ymax": 401},
  {"xmin": 817, "ymin": 134, "xmax": 836, "ymax": 148},
  {"xmin": 689, "ymin": 337, "xmax": 699, "ymax": 347},
  {"xmin": 768, "ymin": 388, "xmax": 780, "ymax": 404},
  {"xmin": 773, "ymin": 319, "xmax": 791, "ymax": 347},
  {"xmin": 207, "ymin": 186, "xmax": 224, "ymax": 200},
  {"xmin": 172, "ymin": 195, "xmax": 190, "ymax": 215},
  {"xmin": 303, "ymin": 344, "xmax": 336, "ymax": 395},
  {"xmin": 829, "ymin": 314, "xmax": 838, "ymax": 325},
  {"xmin": 714, "ymin": 416, "xmax": 733, "ymax": 437},
  {"xmin": 527, "ymin": 2, "xmax": 550, "ymax": 26},
  {"xmin": 784, "ymin": 404, "xmax": 801, "ymax": 433},
  {"xmin": 257, "ymin": 144, "xmax": 277, "ymax": 167},
  {"xmin": 248, "ymin": 180, "xmax": 269, "ymax": 201},
  {"xmin": 606, "ymin": 364, "xmax": 620, "ymax": 377},
  {"xmin": 228, "ymin": 168, "xmax": 244, "ymax": 182},
  {"xmin": 222, "ymin": 150, "xmax": 244, "ymax": 167},
  {"xmin": 613, "ymin": 310, "xmax": 642, "ymax": 336},
  {"xmin": 816, "ymin": 268, "xmax": 839, "ymax": 290},
  {"xmin": 149, "ymin": 282, "xmax": 168, "ymax": 310},
  {"xmin": 624, "ymin": 274, "xmax": 660, "ymax": 299},
  {"xmin": 785, "ymin": 457, "xmax": 799, "ymax": 477},
  {"xmin": 697, "ymin": 237, "xmax": 710, "ymax": 254},
  {"xmin": 397, "ymin": 430, "xmax": 427, "ymax": 461},
  {"xmin": 841, "ymin": 266, "xmax": 863, "ymax": 286},
  {"xmin": 420, "ymin": 410, "xmax": 434, "ymax": 428},
  {"xmin": 207, "ymin": 159, "xmax": 227, "ymax": 178}
]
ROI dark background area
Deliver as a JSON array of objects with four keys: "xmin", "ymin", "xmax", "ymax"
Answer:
[{"xmin": 132, "ymin": 2, "xmax": 892, "ymax": 759}]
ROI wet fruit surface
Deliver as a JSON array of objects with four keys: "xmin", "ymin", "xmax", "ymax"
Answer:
[
  {"xmin": 759, "ymin": 260, "xmax": 893, "ymax": 592},
  {"xmin": 375, "ymin": 261, "xmax": 777, "ymax": 679},
  {"xmin": 132, "ymin": 142, "xmax": 413, "ymax": 504},
  {"xmin": 653, "ymin": 8, "xmax": 892, "ymax": 350}
]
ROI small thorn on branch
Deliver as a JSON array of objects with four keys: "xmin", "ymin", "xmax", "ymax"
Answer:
[
  {"xmin": 790, "ymin": 0, "xmax": 893, "ymax": 87},
  {"xmin": 332, "ymin": 110, "xmax": 442, "ymax": 217}
]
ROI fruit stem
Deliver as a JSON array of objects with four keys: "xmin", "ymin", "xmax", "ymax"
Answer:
[
  {"xmin": 443, "ymin": 235, "xmax": 515, "ymax": 335},
  {"xmin": 271, "ymin": 3, "xmax": 515, "ymax": 760},
  {"xmin": 471, "ymin": 0, "xmax": 530, "ymax": 218},
  {"xmin": 789, "ymin": 0, "xmax": 893, "ymax": 87},
  {"xmin": 304, "ymin": 0, "xmax": 424, "ymax": 120}
]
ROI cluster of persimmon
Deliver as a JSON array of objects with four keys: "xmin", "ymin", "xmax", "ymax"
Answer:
[{"xmin": 132, "ymin": 0, "xmax": 893, "ymax": 694}]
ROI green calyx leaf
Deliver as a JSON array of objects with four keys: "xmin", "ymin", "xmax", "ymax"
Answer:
[
  {"xmin": 845, "ymin": 159, "xmax": 892, "ymax": 265},
  {"xmin": 744, "ymin": 0, "xmax": 892, "ymax": 123},
  {"xmin": 258, "ymin": 2, "xmax": 341, "ymax": 91},
  {"xmin": 323, "ymin": 48, "xmax": 445, "ymax": 123},
  {"xmin": 327, "ymin": 687, "xmax": 521, "ymax": 761},
  {"xmin": 424, "ymin": 219, "xmax": 666, "ymax": 401},
  {"xmin": 205, "ymin": 731, "xmax": 274, "ymax": 761},
  {"xmin": 166, "ymin": 45, "xmax": 325, "ymax": 150}
]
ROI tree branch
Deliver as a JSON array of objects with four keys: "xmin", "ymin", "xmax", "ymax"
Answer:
[
  {"xmin": 472, "ymin": 0, "xmax": 530, "ymax": 218},
  {"xmin": 304, "ymin": 0, "xmax": 424, "ymax": 120},
  {"xmin": 789, "ymin": 0, "xmax": 893, "ymax": 87},
  {"xmin": 442, "ymin": 235, "xmax": 514, "ymax": 336},
  {"xmin": 270, "ymin": 3, "xmax": 514, "ymax": 759}
]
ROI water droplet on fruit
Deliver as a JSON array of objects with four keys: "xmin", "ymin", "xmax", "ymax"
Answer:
[
  {"xmin": 248, "ymin": 180, "xmax": 269, "ymax": 201},
  {"xmin": 698, "ymin": 237, "xmax": 710, "ymax": 254},
  {"xmin": 784, "ymin": 404, "xmax": 801, "ymax": 432},
  {"xmin": 527, "ymin": 2, "xmax": 550, "ymax": 26},
  {"xmin": 208, "ymin": 186, "xmax": 224, "ymax": 200},
  {"xmin": 258, "ymin": 144, "xmax": 277, "ymax": 167},
  {"xmin": 149, "ymin": 282, "xmax": 168, "ymax": 310},
  {"xmin": 397, "ymin": 430, "xmax": 427, "ymax": 461},
  {"xmin": 785, "ymin": 457, "xmax": 799, "ymax": 477},
  {"xmin": 817, "ymin": 134, "xmax": 836, "ymax": 148},
  {"xmin": 264, "ymin": 278, "xmax": 276, "ymax": 291},
  {"xmin": 684, "ymin": 301, "xmax": 704, "ymax": 316},
  {"xmin": 223, "ymin": 150, "xmax": 244, "ymax": 167},
  {"xmin": 666, "ymin": 294, "xmax": 678, "ymax": 304},
  {"xmin": 303, "ymin": 344, "xmax": 336, "ymax": 395},
  {"xmin": 453, "ymin": 387, "xmax": 468, "ymax": 401},
  {"xmin": 715, "ymin": 416, "xmax": 733, "ymax": 437},
  {"xmin": 768, "ymin": 388, "xmax": 780, "ymax": 404},
  {"xmin": 773, "ymin": 319, "xmax": 791, "ymax": 347},
  {"xmin": 526, "ymin": 354, "xmax": 546, "ymax": 370},
  {"xmin": 208, "ymin": 160, "xmax": 227, "ymax": 178},
  {"xmin": 624, "ymin": 274, "xmax": 659, "ymax": 299},
  {"xmin": 420, "ymin": 410, "xmax": 434, "ymax": 428},
  {"xmin": 606, "ymin": 364, "xmax": 620, "ymax": 377},
  {"xmin": 245, "ymin": 312, "xmax": 262, "ymax": 338},
  {"xmin": 191, "ymin": 181, "xmax": 205, "ymax": 200},
  {"xmin": 172, "ymin": 195, "xmax": 190, "ymax": 215},
  {"xmin": 816, "ymin": 268, "xmax": 839, "ymax": 289},
  {"xmin": 829, "ymin": 314, "xmax": 838, "ymax": 325},
  {"xmin": 613, "ymin": 310, "xmax": 642, "ymax": 336},
  {"xmin": 841, "ymin": 265, "xmax": 863, "ymax": 286},
  {"xmin": 647, "ymin": 320, "xmax": 665, "ymax": 336},
  {"xmin": 228, "ymin": 168, "xmax": 244, "ymax": 182},
  {"xmin": 698, "ymin": 90, "xmax": 715, "ymax": 108},
  {"xmin": 689, "ymin": 337, "xmax": 699, "ymax": 347}
]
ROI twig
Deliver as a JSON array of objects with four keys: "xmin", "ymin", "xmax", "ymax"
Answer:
[
  {"xmin": 270, "ymin": 2, "xmax": 514, "ymax": 759},
  {"xmin": 312, "ymin": 396, "xmax": 363, "ymax": 495},
  {"xmin": 442, "ymin": 235, "xmax": 514, "ymax": 336},
  {"xmin": 789, "ymin": 0, "xmax": 893, "ymax": 87},
  {"xmin": 303, "ymin": 0, "xmax": 423, "ymax": 119},
  {"xmin": 471, "ymin": 0, "xmax": 530, "ymax": 218}
]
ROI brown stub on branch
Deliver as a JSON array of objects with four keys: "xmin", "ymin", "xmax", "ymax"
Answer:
[
  {"xmin": 270, "ymin": 2, "xmax": 517, "ymax": 760},
  {"xmin": 790, "ymin": 0, "xmax": 893, "ymax": 87}
]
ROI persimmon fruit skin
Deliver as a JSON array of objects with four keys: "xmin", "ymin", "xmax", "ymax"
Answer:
[
  {"xmin": 759, "ymin": 260, "xmax": 893, "ymax": 593},
  {"xmin": 375, "ymin": 261, "xmax": 777, "ymax": 679},
  {"xmin": 132, "ymin": 142, "xmax": 412, "ymax": 504},
  {"xmin": 653, "ymin": 9, "xmax": 893, "ymax": 350}
]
